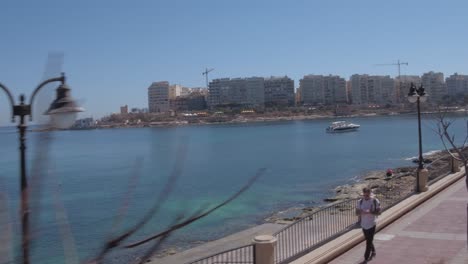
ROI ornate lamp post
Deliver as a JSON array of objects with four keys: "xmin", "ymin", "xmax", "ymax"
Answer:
[
  {"xmin": 407, "ymin": 82, "xmax": 428, "ymax": 192},
  {"xmin": 0, "ymin": 73, "xmax": 83, "ymax": 264}
]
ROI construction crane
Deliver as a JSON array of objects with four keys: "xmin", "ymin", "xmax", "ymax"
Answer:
[
  {"xmin": 375, "ymin": 59, "xmax": 409, "ymax": 103},
  {"xmin": 375, "ymin": 59, "xmax": 408, "ymax": 80},
  {"xmin": 202, "ymin": 68, "xmax": 214, "ymax": 88}
]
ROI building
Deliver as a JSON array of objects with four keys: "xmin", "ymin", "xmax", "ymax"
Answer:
[
  {"xmin": 180, "ymin": 87, "xmax": 191, "ymax": 97},
  {"xmin": 395, "ymin": 75, "xmax": 422, "ymax": 104},
  {"xmin": 208, "ymin": 77, "xmax": 265, "ymax": 109},
  {"xmin": 350, "ymin": 75, "xmax": 395, "ymax": 106},
  {"xmin": 299, "ymin": 75, "xmax": 346, "ymax": 106},
  {"xmin": 264, "ymin": 76, "xmax": 295, "ymax": 107},
  {"xmin": 148, "ymin": 81, "xmax": 170, "ymax": 113},
  {"xmin": 130, "ymin": 107, "xmax": 148, "ymax": 113},
  {"xmin": 72, "ymin": 117, "xmax": 95, "ymax": 129},
  {"xmin": 120, "ymin": 105, "xmax": 128, "ymax": 114},
  {"xmin": 446, "ymin": 73, "xmax": 468, "ymax": 97},
  {"xmin": 346, "ymin": 80, "xmax": 352, "ymax": 104},
  {"xmin": 170, "ymin": 93, "xmax": 207, "ymax": 112},
  {"xmin": 421, "ymin": 71, "xmax": 447, "ymax": 104},
  {"xmin": 169, "ymin": 84, "xmax": 182, "ymax": 99}
]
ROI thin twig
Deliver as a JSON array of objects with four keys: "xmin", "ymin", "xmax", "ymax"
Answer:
[
  {"xmin": 91, "ymin": 139, "xmax": 189, "ymax": 263},
  {"xmin": 124, "ymin": 168, "xmax": 265, "ymax": 248}
]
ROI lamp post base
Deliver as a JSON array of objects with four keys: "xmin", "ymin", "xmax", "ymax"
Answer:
[{"xmin": 417, "ymin": 168, "xmax": 429, "ymax": 192}]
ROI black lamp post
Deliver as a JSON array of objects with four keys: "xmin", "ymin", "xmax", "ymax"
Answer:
[
  {"xmin": 0, "ymin": 73, "xmax": 83, "ymax": 264},
  {"xmin": 407, "ymin": 82, "xmax": 428, "ymax": 192}
]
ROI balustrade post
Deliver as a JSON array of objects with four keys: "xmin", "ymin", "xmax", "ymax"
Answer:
[
  {"xmin": 450, "ymin": 154, "xmax": 460, "ymax": 173},
  {"xmin": 253, "ymin": 235, "xmax": 277, "ymax": 264}
]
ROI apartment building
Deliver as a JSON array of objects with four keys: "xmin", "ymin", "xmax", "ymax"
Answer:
[
  {"xmin": 170, "ymin": 93, "xmax": 207, "ymax": 112},
  {"xmin": 421, "ymin": 71, "xmax": 446, "ymax": 104},
  {"xmin": 395, "ymin": 75, "xmax": 422, "ymax": 104},
  {"xmin": 264, "ymin": 76, "xmax": 295, "ymax": 107},
  {"xmin": 208, "ymin": 77, "xmax": 265, "ymax": 108},
  {"xmin": 350, "ymin": 75, "xmax": 395, "ymax": 106},
  {"xmin": 446, "ymin": 73, "xmax": 468, "ymax": 97},
  {"xmin": 148, "ymin": 81, "xmax": 170, "ymax": 113},
  {"xmin": 299, "ymin": 75, "xmax": 346, "ymax": 106}
]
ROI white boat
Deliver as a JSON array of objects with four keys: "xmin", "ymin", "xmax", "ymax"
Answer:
[{"xmin": 326, "ymin": 121, "xmax": 360, "ymax": 133}]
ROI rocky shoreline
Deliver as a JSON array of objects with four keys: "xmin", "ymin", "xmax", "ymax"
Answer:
[
  {"xmin": 147, "ymin": 149, "xmax": 460, "ymax": 261},
  {"xmin": 265, "ymin": 149, "xmax": 458, "ymax": 224}
]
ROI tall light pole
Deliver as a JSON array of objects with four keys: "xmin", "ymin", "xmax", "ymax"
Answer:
[
  {"xmin": 407, "ymin": 82, "xmax": 428, "ymax": 192},
  {"xmin": 0, "ymin": 73, "xmax": 83, "ymax": 264}
]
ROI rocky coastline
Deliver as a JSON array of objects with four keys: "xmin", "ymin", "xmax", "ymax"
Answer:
[
  {"xmin": 147, "ymin": 149, "xmax": 461, "ymax": 261},
  {"xmin": 265, "ymin": 149, "xmax": 457, "ymax": 224},
  {"xmin": 90, "ymin": 108, "xmax": 467, "ymax": 131}
]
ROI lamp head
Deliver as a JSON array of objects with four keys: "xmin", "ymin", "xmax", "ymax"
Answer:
[
  {"xmin": 407, "ymin": 83, "xmax": 417, "ymax": 97},
  {"xmin": 45, "ymin": 82, "xmax": 84, "ymax": 129},
  {"xmin": 417, "ymin": 85, "xmax": 426, "ymax": 96}
]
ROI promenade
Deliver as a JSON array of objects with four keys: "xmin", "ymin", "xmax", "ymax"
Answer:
[
  {"xmin": 293, "ymin": 176, "xmax": 467, "ymax": 264},
  {"xmin": 152, "ymin": 170, "xmax": 467, "ymax": 264}
]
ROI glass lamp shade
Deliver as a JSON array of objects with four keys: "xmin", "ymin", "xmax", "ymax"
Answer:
[
  {"xmin": 407, "ymin": 95, "xmax": 418, "ymax": 103},
  {"xmin": 45, "ymin": 82, "xmax": 84, "ymax": 129},
  {"xmin": 419, "ymin": 95, "xmax": 428, "ymax": 103},
  {"xmin": 50, "ymin": 112, "xmax": 78, "ymax": 129}
]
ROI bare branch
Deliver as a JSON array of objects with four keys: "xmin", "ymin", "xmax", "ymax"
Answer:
[
  {"xmin": 132, "ymin": 213, "xmax": 185, "ymax": 264},
  {"xmin": 109, "ymin": 157, "xmax": 143, "ymax": 237},
  {"xmin": 463, "ymin": 120, "xmax": 468, "ymax": 148},
  {"xmin": 0, "ymin": 192, "xmax": 13, "ymax": 264},
  {"xmin": 435, "ymin": 109, "xmax": 468, "ymax": 191},
  {"xmin": 90, "ymin": 140, "xmax": 189, "ymax": 263},
  {"xmin": 28, "ymin": 128, "xmax": 54, "ymax": 259},
  {"xmin": 124, "ymin": 168, "xmax": 265, "ymax": 248},
  {"xmin": 51, "ymin": 166, "xmax": 79, "ymax": 264}
]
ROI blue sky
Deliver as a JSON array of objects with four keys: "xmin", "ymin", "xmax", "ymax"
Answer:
[{"xmin": 1, "ymin": 0, "xmax": 468, "ymax": 125}]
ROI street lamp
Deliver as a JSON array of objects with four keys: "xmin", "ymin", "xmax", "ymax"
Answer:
[
  {"xmin": 407, "ymin": 82, "xmax": 428, "ymax": 193},
  {"xmin": 0, "ymin": 73, "xmax": 83, "ymax": 264}
]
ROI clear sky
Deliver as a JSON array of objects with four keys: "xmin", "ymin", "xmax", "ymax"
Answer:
[{"xmin": 1, "ymin": 0, "xmax": 468, "ymax": 125}]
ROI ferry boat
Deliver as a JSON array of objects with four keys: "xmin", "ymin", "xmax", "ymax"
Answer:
[{"xmin": 326, "ymin": 121, "xmax": 360, "ymax": 133}]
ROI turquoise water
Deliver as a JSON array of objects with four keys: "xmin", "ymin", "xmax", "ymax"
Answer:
[{"xmin": 0, "ymin": 114, "xmax": 466, "ymax": 263}]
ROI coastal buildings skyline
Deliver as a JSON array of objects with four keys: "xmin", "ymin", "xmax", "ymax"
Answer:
[
  {"xmin": 2, "ymin": 1, "xmax": 468, "ymax": 126},
  {"xmin": 143, "ymin": 71, "xmax": 468, "ymax": 114}
]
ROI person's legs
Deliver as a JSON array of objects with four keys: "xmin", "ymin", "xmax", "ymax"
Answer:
[
  {"xmin": 362, "ymin": 226, "xmax": 376, "ymax": 260},
  {"xmin": 368, "ymin": 226, "xmax": 376, "ymax": 256}
]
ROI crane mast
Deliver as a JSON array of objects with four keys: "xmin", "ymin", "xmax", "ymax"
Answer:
[
  {"xmin": 375, "ymin": 59, "xmax": 408, "ymax": 80},
  {"xmin": 375, "ymin": 59, "xmax": 409, "ymax": 103},
  {"xmin": 202, "ymin": 68, "xmax": 214, "ymax": 88}
]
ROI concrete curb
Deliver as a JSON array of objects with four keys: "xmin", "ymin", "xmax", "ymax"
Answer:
[{"xmin": 290, "ymin": 169, "xmax": 466, "ymax": 264}]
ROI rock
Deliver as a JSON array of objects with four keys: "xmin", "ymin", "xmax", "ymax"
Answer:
[{"xmin": 166, "ymin": 249, "xmax": 177, "ymax": 255}]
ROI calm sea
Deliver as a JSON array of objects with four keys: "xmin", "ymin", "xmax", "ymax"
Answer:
[{"xmin": 0, "ymin": 114, "xmax": 466, "ymax": 263}]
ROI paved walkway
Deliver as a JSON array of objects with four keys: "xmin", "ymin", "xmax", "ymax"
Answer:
[
  {"xmin": 329, "ymin": 178, "xmax": 467, "ymax": 264},
  {"xmin": 151, "ymin": 223, "xmax": 283, "ymax": 264}
]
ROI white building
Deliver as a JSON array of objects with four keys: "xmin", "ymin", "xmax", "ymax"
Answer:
[
  {"xmin": 350, "ymin": 75, "xmax": 395, "ymax": 106},
  {"xmin": 421, "ymin": 71, "xmax": 446, "ymax": 104},
  {"xmin": 446, "ymin": 73, "xmax": 468, "ymax": 97},
  {"xmin": 264, "ymin": 76, "xmax": 295, "ymax": 107},
  {"xmin": 208, "ymin": 77, "xmax": 265, "ymax": 108},
  {"xmin": 169, "ymin": 84, "xmax": 182, "ymax": 99},
  {"xmin": 148, "ymin": 81, "xmax": 170, "ymax": 113},
  {"xmin": 299, "ymin": 75, "xmax": 346, "ymax": 105}
]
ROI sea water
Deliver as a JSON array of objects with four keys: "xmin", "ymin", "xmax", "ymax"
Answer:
[{"xmin": 0, "ymin": 114, "xmax": 466, "ymax": 263}]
